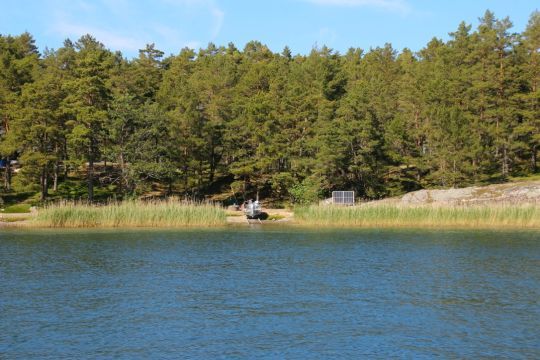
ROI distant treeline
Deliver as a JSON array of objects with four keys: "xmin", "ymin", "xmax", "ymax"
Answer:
[{"xmin": 0, "ymin": 10, "xmax": 538, "ymax": 203}]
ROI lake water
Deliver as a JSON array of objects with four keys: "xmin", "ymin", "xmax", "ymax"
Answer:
[{"xmin": 1, "ymin": 227, "xmax": 539, "ymax": 358}]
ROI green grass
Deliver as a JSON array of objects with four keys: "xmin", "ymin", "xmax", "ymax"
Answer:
[
  {"xmin": 509, "ymin": 173, "xmax": 540, "ymax": 182},
  {"xmin": 294, "ymin": 204, "xmax": 540, "ymax": 229},
  {"xmin": 0, "ymin": 192, "xmax": 36, "ymax": 207},
  {"xmin": 33, "ymin": 200, "xmax": 226, "ymax": 228},
  {"xmin": 2, "ymin": 204, "xmax": 32, "ymax": 213}
]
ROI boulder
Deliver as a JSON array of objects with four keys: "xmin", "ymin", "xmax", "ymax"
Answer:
[{"xmin": 400, "ymin": 181, "xmax": 540, "ymax": 205}]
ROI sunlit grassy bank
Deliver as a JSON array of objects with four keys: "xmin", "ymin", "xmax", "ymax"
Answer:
[
  {"xmin": 294, "ymin": 204, "xmax": 540, "ymax": 229},
  {"xmin": 32, "ymin": 200, "xmax": 226, "ymax": 228}
]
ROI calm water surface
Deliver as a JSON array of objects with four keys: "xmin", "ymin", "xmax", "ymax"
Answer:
[{"xmin": 1, "ymin": 227, "xmax": 539, "ymax": 359}]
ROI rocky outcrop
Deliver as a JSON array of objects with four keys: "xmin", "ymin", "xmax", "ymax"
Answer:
[{"xmin": 400, "ymin": 181, "xmax": 540, "ymax": 205}]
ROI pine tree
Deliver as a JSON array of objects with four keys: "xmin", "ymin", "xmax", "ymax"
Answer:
[
  {"xmin": 120, "ymin": 43, "xmax": 165, "ymax": 104},
  {"xmin": 10, "ymin": 50, "xmax": 67, "ymax": 199},
  {"xmin": 514, "ymin": 11, "xmax": 540, "ymax": 173},
  {"xmin": 1, "ymin": 9, "xmax": 538, "ymax": 203},
  {"xmin": 468, "ymin": 11, "xmax": 517, "ymax": 179},
  {"xmin": 387, "ymin": 48, "xmax": 424, "ymax": 193},
  {"xmin": 226, "ymin": 41, "xmax": 274, "ymax": 198},
  {"xmin": 62, "ymin": 35, "xmax": 114, "ymax": 202},
  {"xmin": 0, "ymin": 33, "xmax": 39, "ymax": 191}
]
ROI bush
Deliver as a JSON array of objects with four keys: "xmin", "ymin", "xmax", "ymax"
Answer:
[
  {"xmin": 289, "ymin": 178, "xmax": 323, "ymax": 205},
  {"xmin": 271, "ymin": 172, "xmax": 294, "ymax": 199}
]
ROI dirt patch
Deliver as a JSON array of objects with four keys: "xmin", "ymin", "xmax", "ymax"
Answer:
[
  {"xmin": 0, "ymin": 212, "xmax": 34, "ymax": 221},
  {"xmin": 226, "ymin": 208, "xmax": 294, "ymax": 225}
]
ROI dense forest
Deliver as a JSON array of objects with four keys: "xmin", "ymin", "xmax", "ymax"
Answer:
[{"xmin": 0, "ymin": 10, "xmax": 539, "ymax": 204}]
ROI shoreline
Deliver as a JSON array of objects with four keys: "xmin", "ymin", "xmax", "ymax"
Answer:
[
  {"xmin": 2, "ymin": 203, "xmax": 539, "ymax": 231},
  {"xmin": 3, "ymin": 219, "xmax": 539, "ymax": 231}
]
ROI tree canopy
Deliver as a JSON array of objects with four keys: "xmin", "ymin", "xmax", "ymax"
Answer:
[{"xmin": 1, "ymin": 10, "xmax": 539, "ymax": 203}]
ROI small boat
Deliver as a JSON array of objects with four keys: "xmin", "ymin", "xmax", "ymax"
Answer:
[{"xmin": 244, "ymin": 199, "xmax": 262, "ymax": 219}]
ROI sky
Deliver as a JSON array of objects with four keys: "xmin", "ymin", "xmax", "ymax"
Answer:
[{"xmin": 1, "ymin": 0, "xmax": 538, "ymax": 58}]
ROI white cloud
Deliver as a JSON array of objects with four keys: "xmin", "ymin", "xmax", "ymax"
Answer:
[
  {"xmin": 160, "ymin": 0, "xmax": 225, "ymax": 38},
  {"xmin": 48, "ymin": 0, "xmax": 225, "ymax": 55},
  {"xmin": 210, "ymin": 6, "xmax": 225, "ymax": 39},
  {"xmin": 53, "ymin": 21, "xmax": 143, "ymax": 51},
  {"xmin": 152, "ymin": 24, "xmax": 201, "ymax": 50},
  {"xmin": 305, "ymin": 0, "xmax": 410, "ymax": 14}
]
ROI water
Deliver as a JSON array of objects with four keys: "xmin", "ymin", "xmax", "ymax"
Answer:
[{"xmin": 1, "ymin": 228, "xmax": 539, "ymax": 359}]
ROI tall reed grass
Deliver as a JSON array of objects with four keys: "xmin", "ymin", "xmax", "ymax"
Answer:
[
  {"xmin": 33, "ymin": 200, "xmax": 226, "ymax": 228},
  {"xmin": 294, "ymin": 204, "xmax": 540, "ymax": 229}
]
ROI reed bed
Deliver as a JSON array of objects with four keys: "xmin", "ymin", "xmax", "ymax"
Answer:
[
  {"xmin": 33, "ymin": 200, "xmax": 226, "ymax": 228},
  {"xmin": 294, "ymin": 204, "xmax": 540, "ymax": 229}
]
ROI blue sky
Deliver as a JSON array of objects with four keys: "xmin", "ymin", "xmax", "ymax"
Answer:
[{"xmin": 1, "ymin": 0, "xmax": 537, "ymax": 58}]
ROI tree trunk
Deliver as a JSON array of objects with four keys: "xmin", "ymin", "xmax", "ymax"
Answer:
[
  {"xmin": 198, "ymin": 160, "xmax": 203, "ymax": 192},
  {"xmin": 119, "ymin": 152, "xmax": 125, "ymax": 195},
  {"xmin": 4, "ymin": 157, "xmax": 11, "ymax": 191},
  {"xmin": 452, "ymin": 159, "xmax": 457, "ymax": 188},
  {"xmin": 209, "ymin": 145, "xmax": 215, "ymax": 184},
  {"xmin": 183, "ymin": 166, "xmax": 188, "ymax": 193},
  {"xmin": 502, "ymin": 145, "xmax": 509, "ymax": 178},
  {"xmin": 88, "ymin": 158, "xmax": 94, "ymax": 202},
  {"xmin": 63, "ymin": 140, "xmax": 69, "ymax": 178},
  {"xmin": 40, "ymin": 167, "xmax": 48, "ymax": 201},
  {"xmin": 53, "ymin": 161, "xmax": 59, "ymax": 191},
  {"xmin": 2, "ymin": 113, "xmax": 11, "ymax": 191},
  {"xmin": 532, "ymin": 145, "xmax": 537, "ymax": 173}
]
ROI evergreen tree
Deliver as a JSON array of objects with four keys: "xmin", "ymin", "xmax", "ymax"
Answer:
[
  {"xmin": 1, "ymin": 9, "xmax": 538, "ymax": 204},
  {"xmin": 468, "ymin": 11, "xmax": 517, "ymax": 179},
  {"xmin": 62, "ymin": 35, "xmax": 114, "ymax": 202},
  {"xmin": 9, "ymin": 50, "xmax": 67, "ymax": 199},
  {"xmin": 514, "ymin": 11, "xmax": 540, "ymax": 173},
  {"xmin": 0, "ymin": 33, "xmax": 39, "ymax": 191}
]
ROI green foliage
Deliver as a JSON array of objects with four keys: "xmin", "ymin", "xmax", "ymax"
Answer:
[
  {"xmin": 1, "ymin": 11, "xmax": 539, "ymax": 204},
  {"xmin": 0, "ymin": 192, "xmax": 35, "ymax": 206},
  {"xmin": 54, "ymin": 179, "xmax": 117, "ymax": 201},
  {"xmin": 289, "ymin": 178, "xmax": 323, "ymax": 205},
  {"xmin": 270, "ymin": 172, "xmax": 295, "ymax": 200}
]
